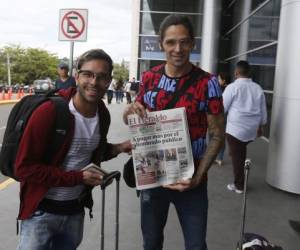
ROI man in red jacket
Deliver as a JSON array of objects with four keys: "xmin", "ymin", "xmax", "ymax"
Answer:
[{"xmin": 15, "ymin": 49, "xmax": 131, "ymax": 250}]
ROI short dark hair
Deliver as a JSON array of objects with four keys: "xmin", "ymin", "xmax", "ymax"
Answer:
[
  {"xmin": 159, "ymin": 14, "xmax": 195, "ymax": 42},
  {"xmin": 218, "ymin": 71, "xmax": 230, "ymax": 83},
  {"xmin": 76, "ymin": 49, "xmax": 113, "ymax": 75},
  {"xmin": 236, "ymin": 60, "xmax": 251, "ymax": 77},
  {"xmin": 58, "ymin": 62, "xmax": 69, "ymax": 70}
]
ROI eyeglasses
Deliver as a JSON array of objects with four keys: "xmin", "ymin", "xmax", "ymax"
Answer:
[
  {"xmin": 78, "ymin": 70, "xmax": 111, "ymax": 82},
  {"xmin": 163, "ymin": 38, "xmax": 193, "ymax": 49}
]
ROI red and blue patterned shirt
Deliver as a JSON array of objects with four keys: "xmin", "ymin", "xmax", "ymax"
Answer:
[{"xmin": 136, "ymin": 64, "xmax": 223, "ymax": 161}]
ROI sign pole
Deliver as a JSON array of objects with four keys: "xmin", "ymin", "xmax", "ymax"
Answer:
[
  {"xmin": 69, "ymin": 41, "xmax": 74, "ymax": 76},
  {"xmin": 6, "ymin": 52, "xmax": 11, "ymax": 86},
  {"xmin": 59, "ymin": 9, "xmax": 88, "ymax": 75}
]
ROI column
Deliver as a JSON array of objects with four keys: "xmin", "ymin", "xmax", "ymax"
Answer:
[
  {"xmin": 129, "ymin": 0, "xmax": 141, "ymax": 79},
  {"xmin": 266, "ymin": 0, "xmax": 300, "ymax": 194},
  {"xmin": 200, "ymin": 0, "xmax": 221, "ymax": 73}
]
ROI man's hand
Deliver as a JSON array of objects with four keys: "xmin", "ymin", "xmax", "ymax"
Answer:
[
  {"xmin": 163, "ymin": 176, "xmax": 204, "ymax": 192},
  {"xmin": 123, "ymin": 102, "xmax": 147, "ymax": 124},
  {"xmin": 82, "ymin": 170, "xmax": 103, "ymax": 186},
  {"xmin": 257, "ymin": 125, "xmax": 264, "ymax": 137},
  {"xmin": 117, "ymin": 140, "xmax": 133, "ymax": 154}
]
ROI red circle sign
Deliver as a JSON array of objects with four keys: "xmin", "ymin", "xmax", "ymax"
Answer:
[{"xmin": 61, "ymin": 11, "xmax": 85, "ymax": 39}]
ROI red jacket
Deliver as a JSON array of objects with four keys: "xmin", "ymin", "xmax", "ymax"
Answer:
[{"xmin": 15, "ymin": 88, "xmax": 116, "ymax": 219}]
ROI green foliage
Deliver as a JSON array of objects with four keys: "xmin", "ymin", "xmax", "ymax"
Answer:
[
  {"xmin": 112, "ymin": 60, "xmax": 129, "ymax": 81},
  {"xmin": 0, "ymin": 44, "xmax": 59, "ymax": 85}
]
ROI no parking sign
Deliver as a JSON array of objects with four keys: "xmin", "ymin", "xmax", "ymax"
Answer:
[{"xmin": 59, "ymin": 9, "xmax": 88, "ymax": 41}]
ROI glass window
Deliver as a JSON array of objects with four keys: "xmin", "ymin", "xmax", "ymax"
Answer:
[
  {"xmin": 141, "ymin": 0, "xmax": 204, "ymax": 13},
  {"xmin": 140, "ymin": 12, "xmax": 202, "ymax": 36},
  {"xmin": 221, "ymin": 0, "xmax": 235, "ymax": 15},
  {"xmin": 248, "ymin": 0, "xmax": 281, "ymax": 41},
  {"xmin": 138, "ymin": 59, "xmax": 162, "ymax": 79},
  {"xmin": 251, "ymin": 65, "xmax": 275, "ymax": 91},
  {"xmin": 251, "ymin": 0, "xmax": 281, "ymax": 16},
  {"xmin": 247, "ymin": 42, "xmax": 277, "ymax": 65},
  {"xmin": 248, "ymin": 16, "xmax": 279, "ymax": 41},
  {"xmin": 251, "ymin": 0, "xmax": 266, "ymax": 11}
]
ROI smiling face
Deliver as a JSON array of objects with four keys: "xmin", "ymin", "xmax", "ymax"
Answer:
[
  {"xmin": 75, "ymin": 59, "xmax": 111, "ymax": 104},
  {"xmin": 161, "ymin": 24, "xmax": 194, "ymax": 70}
]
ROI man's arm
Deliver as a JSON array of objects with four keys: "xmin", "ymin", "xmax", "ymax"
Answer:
[
  {"xmin": 222, "ymin": 86, "xmax": 233, "ymax": 113},
  {"xmin": 261, "ymin": 92, "xmax": 268, "ymax": 125},
  {"xmin": 194, "ymin": 113, "xmax": 225, "ymax": 183},
  {"xmin": 257, "ymin": 92, "xmax": 268, "ymax": 137},
  {"xmin": 109, "ymin": 140, "xmax": 132, "ymax": 156},
  {"xmin": 165, "ymin": 113, "xmax": 225, "ymax": 192}
]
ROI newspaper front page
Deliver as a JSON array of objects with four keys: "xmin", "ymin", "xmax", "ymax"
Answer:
[{"xmin": 127, "ymin": 107, "xmax": 194, "ymax": 190}]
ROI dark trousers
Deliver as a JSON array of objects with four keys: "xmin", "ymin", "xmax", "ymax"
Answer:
[
  {"xmin": 126, "ymin": 92, "xmax": 131, "ymax": 104},
  {"xmin": 141, "ymin": 184, "xmax": 208, "ymax": 250},
  {"xmin": 226, "ymin": 133, "xmax": 251, "ymax": 190},
  {"xmin": 107, "ymin": 90, "xmax": 114, "ymax": 104}
]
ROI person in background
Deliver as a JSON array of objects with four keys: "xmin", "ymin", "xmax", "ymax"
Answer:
[
  {"xmin": 15, "ymin": 49, "xmax": 132, "ymax": 250},
  {"xmin": 214, "ymin": 71, "xmax": 230, "ymax": 166},
  {"xmin": 218, "ymin": 72, "xmax": 229, "ymax": 92},
  {"xmin": 223, "ymin": 60, "xmax": 267, "ymax": 194},
  {"xmin": 124, "ymin": 79, "xmax": 132, "ymax": 104},
  {"xmin": 123, "ymin": 14, "xmax": 225, "ymax": 250},
  {"xmin": 129, "ymin": 77, "xmax": 138, "ymax": 102},
  {"xmin": 106, "ymin": 79, "xmax": 115, "ymax": 104},
  {"xmin": 115, "ymin": 78, "xmax": 124, "ymax": 104},
  {"xmin": 55, "ymin": 63, "xmax": 76, "ymax": 90}
]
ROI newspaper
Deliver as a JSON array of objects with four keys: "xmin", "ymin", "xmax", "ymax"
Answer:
[{"xmin": 127, "ymin": 107, "xmax": 194, "ymax": 190}]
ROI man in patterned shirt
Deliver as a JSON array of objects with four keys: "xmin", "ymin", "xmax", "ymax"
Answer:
[{"xmin": 123, "ymin": 15, "xmax": 225, "ymax": 250}]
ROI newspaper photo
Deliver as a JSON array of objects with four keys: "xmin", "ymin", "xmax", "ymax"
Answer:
[{"xmin": 127, "ymin": 107, "xmax": 194, "ymax": 190}]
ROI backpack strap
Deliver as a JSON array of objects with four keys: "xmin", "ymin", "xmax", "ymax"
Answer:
[
  {"xmin": 45, "ymin": 96, "xmax": 70, "ymax": 163},
  {"xmin": 96, "ymin": 100, "xmax": 110, "ymax": 163},
  {"xmin": 164, "ymin": 68, "xmax": 201, "ymax": 110}
]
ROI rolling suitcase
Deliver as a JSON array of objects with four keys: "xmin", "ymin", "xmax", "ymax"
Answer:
[
  {"xmin": 100, "ymin": 171, "xmax": 121, "ymax": 250},
  {"xmin": 237, "ymin": 159, "xmax": 283, "ymax": 250}
]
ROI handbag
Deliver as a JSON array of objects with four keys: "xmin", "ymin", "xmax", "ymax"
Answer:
[
  {"xmin": 123, "ymin": 68, "xmax": 201, "ymax": 188},
  {"xmin": 123, "ymin": 157, "xmax": 136, "ymax": 188}
]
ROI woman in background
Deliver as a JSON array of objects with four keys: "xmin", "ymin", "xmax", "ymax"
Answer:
[{"xmin": 214, "ymin": 71, "xmax": 230, "ymax": 166}]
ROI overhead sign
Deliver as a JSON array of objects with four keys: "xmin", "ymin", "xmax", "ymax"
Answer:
[
  {"xmin": 140, "ymin": 36, "xmax": 201, "ymax": 62},
  {"xmin": 59, "ymin": 9, "xmax": 88, "ymax": 41}
]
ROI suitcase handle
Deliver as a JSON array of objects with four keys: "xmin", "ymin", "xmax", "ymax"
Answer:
[
  {"xmin": 244, "ymin": 159, "xmax": 251, "ymax": 171},
  {"xmin": 101, "ymin": 171, "xmax": 121, "ymax": 190},
  {"xmin": 238, "ymin": 159, "xmax": 252, "ymax": 250},
  {"xmin": 100, "ymin": 171, "xmax": 121, "ymax": 250}
]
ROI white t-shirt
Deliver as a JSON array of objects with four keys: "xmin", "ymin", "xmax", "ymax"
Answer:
[
  {"xmin": 45, "ymin": 99, "xmax": 100, "ymax": 200},
  {"xmin": 223, "ymin": 78, "xmax": 267, "ymax": 142},
  {"xmin": 124, "ymin": 82, "xmax": 131, "ymax": 92}
]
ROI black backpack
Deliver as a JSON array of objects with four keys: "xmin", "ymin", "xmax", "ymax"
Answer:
[
  {"xmin": 0, "ymin": 91, "xmax": 70, "ymax": 181},
  {"xmin": 130, "ymin": 81, "xmax": 139, "ymax": 92},
  {"xmin": 241, "ymin": 233, "xmax": 283, "ymax": 250}
]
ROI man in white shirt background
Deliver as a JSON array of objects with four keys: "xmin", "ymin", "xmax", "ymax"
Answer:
[{"xmin": 223, "ymin": 60, "xmax": 267, "ymax": 194}]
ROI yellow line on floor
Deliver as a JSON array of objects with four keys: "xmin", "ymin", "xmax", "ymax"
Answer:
[{"xmin": 0, "ymin": 178, "xmax": 15, "ymax": 191}]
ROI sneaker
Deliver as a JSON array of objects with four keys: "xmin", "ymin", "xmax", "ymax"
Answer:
[
  {"xmin": 227, "ymin": 183, "xmax": 243, "ymax": 194},
  {"xmin": 214, "ymin": 160, "xmax": 223, "ymax": 166}
]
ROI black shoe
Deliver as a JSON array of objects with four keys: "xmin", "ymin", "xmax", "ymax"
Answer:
[{"xmin": 289, "ymin": 220, "xmax": 300, "ymax": 234}]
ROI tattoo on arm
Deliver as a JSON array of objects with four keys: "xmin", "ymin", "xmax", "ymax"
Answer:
[{"xmin": 194, "ymin": 113, "xmax": 225, "ymax": 182}]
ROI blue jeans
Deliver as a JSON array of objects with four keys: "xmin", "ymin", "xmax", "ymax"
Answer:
[
  {"xmin": 141, "ymin": 183, "xmax": 208, "ymax": 250},
  {"xmin": 18, "ymin": 210, "xmax": 84, "ymax": 250}
]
